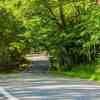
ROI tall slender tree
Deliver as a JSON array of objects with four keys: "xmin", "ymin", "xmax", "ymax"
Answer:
[{"xmin": 96, "ymin": 0, "xmax": 100, "ymax": 4}]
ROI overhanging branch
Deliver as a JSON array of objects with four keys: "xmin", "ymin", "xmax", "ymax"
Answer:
[{"xmin": 45, "ymin": 0, "xmax": 63, "ymax": 28}]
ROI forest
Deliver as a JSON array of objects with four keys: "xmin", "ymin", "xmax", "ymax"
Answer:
[{"xmin": 0, "ymin": 0, "xmax": 100, "ymax": 79}]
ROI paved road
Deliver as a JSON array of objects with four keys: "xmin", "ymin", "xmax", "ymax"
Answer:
[{"xmin": 0, "ymin": 73, "xmax": 100, "ymax": 100}]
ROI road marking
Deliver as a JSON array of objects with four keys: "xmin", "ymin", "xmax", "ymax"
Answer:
[
  {"xmin": 27, "ymin": 85, "xmax": 100, "ymax": 90},
  {"xmin": 4, "ymin": 84, "xmax": 100, "ymax": 91},
  {"xmin": 0, "ymin": 87, "xmax": 18, "ymax": 100}
]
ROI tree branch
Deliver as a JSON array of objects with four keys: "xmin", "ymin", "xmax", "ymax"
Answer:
[
  {"xmin": 96, "ymin": 0, "xmax": 100, "ymax": 5},
  {"xmin": 58, "ymin": 0, "xmax": 66, "ymax": 29},
  {"xmin": 45, "ymin": 0, "xmax": 63, "ymax": 29}
]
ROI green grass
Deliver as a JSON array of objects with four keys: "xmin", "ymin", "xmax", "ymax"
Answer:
[
  {"xmin": 64, "ymin": 64, "xmax": 100, "ymax": 80},
  {"xmin": 1, "ymin": 64, "xmax": 100, "ymax": 81},
  {"xmin": 51, "ymin": 64, "xmax": 100, "ymax": 80}
]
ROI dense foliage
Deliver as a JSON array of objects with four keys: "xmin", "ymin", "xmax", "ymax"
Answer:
[{"xmin": 0, "ymin": 0, "xmax": 100, "ymax": 71}]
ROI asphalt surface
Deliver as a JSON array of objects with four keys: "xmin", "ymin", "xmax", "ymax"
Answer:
[{"xmin": 0, "ymin": 73, "xmax": 100, "ymax": 100}]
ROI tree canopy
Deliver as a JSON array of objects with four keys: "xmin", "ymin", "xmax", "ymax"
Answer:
[{"xmin": 0, "ymin": 0, "xmax": 100, "ymax": 71}]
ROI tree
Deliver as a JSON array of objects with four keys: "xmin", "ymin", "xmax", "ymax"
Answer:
[
  {"xmin": 0, "ymin": 0, "xmax": 99, "ymax": 71},
  {"xmin": 96, "ymin": 0, "xmax": 100, "ymax": 4},
  {"xmin": 0, "ymin": 4, "xmax": 27, "ymax": 64},
  {"xmin": 9, "ymin": 0, "xmax": 97, "ymax": 70}
]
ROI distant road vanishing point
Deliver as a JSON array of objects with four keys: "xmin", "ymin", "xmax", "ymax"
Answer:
[{"xmin": 25, "ymin": 53, "xmax": 50, "ymax": 72}]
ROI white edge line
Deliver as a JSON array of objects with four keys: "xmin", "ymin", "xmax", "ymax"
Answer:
[
  {"xmin": 0, "ymin": 87, "xmax": 18, "ymax": 100},
  {"xmin": 5, "ymin": 85, "xmax": 100, "ymax": 90},
  {"xmin": 28, "ymin": 85, "xmax": 100, "ymax": 89}
]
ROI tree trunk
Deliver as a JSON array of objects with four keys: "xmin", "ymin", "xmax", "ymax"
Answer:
[
  {"xmin": 58, "ymin": 0, "xmax": 66, "ymax": 30},
  {"xmin": 96, "ymin": 0, "xmax": 100, "ymax": 5}
]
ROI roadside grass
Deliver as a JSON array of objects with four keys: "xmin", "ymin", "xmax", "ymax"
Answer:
[
  {"xmin": 1, "ymin": 64, "xmax": 100, "ymax": 81},
  {"xmin": 66, "ymin": 64, "xmax": 100, "ymax": 81},
  {"xmin": 51, "ymin": 64, "xmax": 100, "ymax": 81},
  {"xmin": 51, "ymin": 71, "xmax": 93, "ymax": 79}
]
